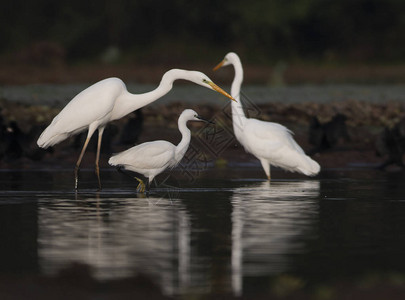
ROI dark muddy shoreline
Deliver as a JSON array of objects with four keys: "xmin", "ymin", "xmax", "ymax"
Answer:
[{"xmin": 0, "ymin": 98, "xmax": 402, "ymax": 172}]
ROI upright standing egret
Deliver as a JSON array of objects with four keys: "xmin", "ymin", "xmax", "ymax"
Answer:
[
  {"xmin": 37, "ymin": 69, "xmax": 235, "ymax": 190},
  {"xmin": 109, "ymin": 109, "xmax": 214, "ymax": 193},
  {"xmin": 213, "ymin": 53, "xmax": 320, "ymax": 179}
]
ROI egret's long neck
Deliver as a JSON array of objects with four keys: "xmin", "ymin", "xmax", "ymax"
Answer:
[
  {"xmin": 111, "ymin": 70, "xmax": 181, "ymax": 121},
  {"xmin": 230, "ymin": 60, "xmax": 247, "ymax": 134},
  {"xmin": 175, "ymin": 116, "xmax": 192, "ymax": 163}
]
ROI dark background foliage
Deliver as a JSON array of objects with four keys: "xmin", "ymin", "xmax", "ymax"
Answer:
[{"xmin": 0, "ymin": 0, "xmax": 403, "ymax": 65}]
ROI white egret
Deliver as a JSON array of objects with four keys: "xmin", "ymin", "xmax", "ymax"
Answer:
[
  {"xmin": 214, "ymin": 53, "xmax": 320, "ymax": 179},
  {"xmin": 37, "ymin": 69, "xmax": 235, "ymax": 190},
  {"xmin": 108, "ymin": 109, "xmax": 213, "ymax": 193}
]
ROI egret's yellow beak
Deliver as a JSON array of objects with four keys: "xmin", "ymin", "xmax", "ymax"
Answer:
[
  {"xmin": 213, "ymin": 60, "xmax": 225, "ymax": 72},
  {"xmin": 208, "ymin": 81, "xmax": 236, "ymax": 102}
]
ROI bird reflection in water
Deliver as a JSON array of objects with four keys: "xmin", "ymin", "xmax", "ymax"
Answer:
[
  {"xmin": 230, "ymin": 180, "xmax": 320, "ymax": 296},
  {"xmin": 38, "ymin": 179, "xmax": 319, "ymax": 296},
  {"xmin": 38, "ymin": 192, "xmax": 189, "ymax": 295}
]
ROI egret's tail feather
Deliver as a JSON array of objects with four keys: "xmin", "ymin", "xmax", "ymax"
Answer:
[
  {"xmin": 37, "ymin": 129, "xmax": 69, "ymax": 149},
  {"xmin": 108, "ymin": 155, "xmax": 119, "ymax": 166},
  {"xmin": 299, "ymin": 156, "xmax": 321, "ymax": 176}
]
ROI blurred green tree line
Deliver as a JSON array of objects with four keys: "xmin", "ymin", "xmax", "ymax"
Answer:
[{"xmin": 0, "ymin": 0, "xmax": 403, "ymax": 64}]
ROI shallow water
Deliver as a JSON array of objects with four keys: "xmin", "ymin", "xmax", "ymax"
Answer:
[{"xmin": 1, "ymin": 167, "xmax": 405, "ymax": 296}]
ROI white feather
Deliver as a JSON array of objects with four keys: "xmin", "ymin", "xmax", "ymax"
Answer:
[
  {"xmin": 36, "ymin": 69, "xmax": 234, "ymax": 189},
  {"xmin": 215, "ymin": 52, "xmax": 320, "ymax": 178},
  {"xmin": 109, "ymin": 109, "xmax": 208, "ymax": 184}
]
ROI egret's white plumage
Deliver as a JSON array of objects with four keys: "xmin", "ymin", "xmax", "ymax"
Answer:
[
  {"xmin": 214, "ymin": 52, "xmax": 320, "ymax": 179},
  {"xmin": 37, "ymin": 69, "xmax": 234, "ymax": 190},
  {"xmin": 109, "ymin": 109, "xmax": 211, "ymax": 192}
]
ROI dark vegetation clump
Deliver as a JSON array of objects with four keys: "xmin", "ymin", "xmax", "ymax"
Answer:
[{"xmin": 375, "ymin": 117, "xmax": 405, "ymax": 169}]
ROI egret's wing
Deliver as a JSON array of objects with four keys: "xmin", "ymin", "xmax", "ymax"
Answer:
[
  {"xmin": 243, "ymin": 119, "xmax": 318, "ymax": 174},
  {"xmin": 53, "ymin": 78, "xmax": 124, "ymax": 132},
  {"xmin": 109, "ymin": 141, "xmax": 176, "ymax": 170},
  {"xmin": 38, "ymin": 78, "xmax": 126, "ymax": 148},
  {"xmin": 244, "ymin": 119, "xmax": 305, "ymax": 154}
]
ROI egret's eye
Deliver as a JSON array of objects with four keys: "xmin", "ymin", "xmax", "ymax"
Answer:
[
  {"xmin": 194, "ymin": 114, "xmax": 198, "ymax": 118},
  {"xmin": 202, "ymin": 79, "xmax": 208, "ymax": 83}
]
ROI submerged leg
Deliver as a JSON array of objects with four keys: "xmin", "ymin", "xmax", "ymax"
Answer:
[
  {"xmin": 146, "ymin": 181, "xmax": 151, "ymax": 193},
  {"xmin": 259, "ymin": 159, "xmax": 271, "ymax": 181},
  {"xmin": 146, "ymin": 176, "xmax": 155, "ymax": 194},
  {"xmin": 116, "ymin": 166, "xmax": 146, "ymax": 193},
  {"xmin": 95, "ymin": 127, "xmax": 105, "ymax": 191},
  {"xmin": 75, "ymin": 136, "xmax": 91, "ymax": 190},
  {"xmin": 75, "ymin": 125, "xmax": 97, "ymax": 190},
  {"xmin": 134, "ymin": 177, "xmax": 146, "ymax": 193}
]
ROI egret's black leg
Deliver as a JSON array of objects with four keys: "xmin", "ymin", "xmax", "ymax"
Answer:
[
  {"xmin": 116, "ymin": 166, "xmax": 146, "ymax": 193},
  {"xmin": 146, "ymin": 180, "xmax": 151, "ymax": 195}
]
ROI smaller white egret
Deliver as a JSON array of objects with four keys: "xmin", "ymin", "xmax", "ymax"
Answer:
[
  {"xmin": 109, "ymin": 109, "xmax": 213, "ymax": 192},
  {"xmin": 214, "ymin": 52, "xmax": 320, "ymax": 179}
]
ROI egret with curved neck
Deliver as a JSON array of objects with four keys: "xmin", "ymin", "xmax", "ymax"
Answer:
[
  {"xmin": 37, "ymin": 69, "xmax": 235, "ymax": 190},
  {"xmin": 214, "ymin": 53, "xmax": 320, "ymax": 180},
  {"xmin": 108, "ymin": 109, "xmax": 214, "ymax": 193}
]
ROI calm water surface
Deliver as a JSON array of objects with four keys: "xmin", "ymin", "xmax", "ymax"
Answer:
[{"xmin": 1, "ymin": 167, "xmax": 405, "ymax": 296}]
